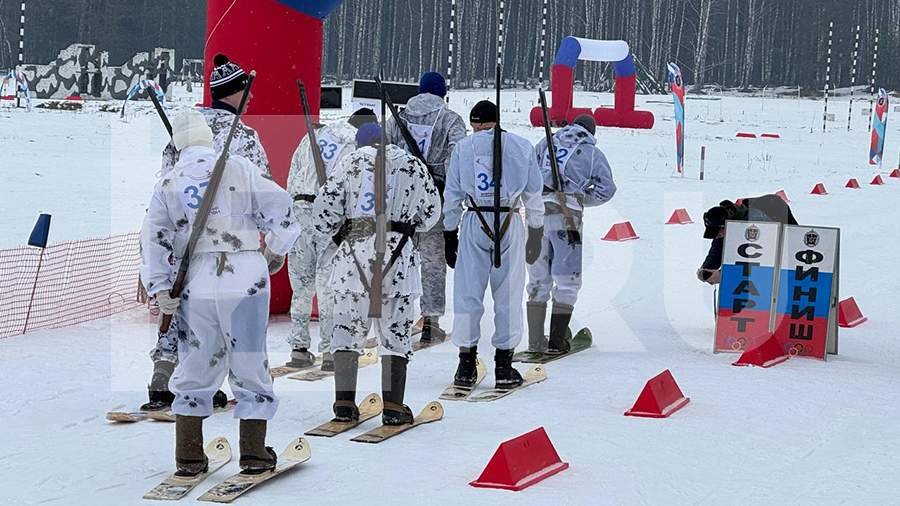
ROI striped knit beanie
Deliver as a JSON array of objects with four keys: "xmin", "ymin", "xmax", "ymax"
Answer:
[{"xmin": 209, "ymin": 54, "xmax": 248, "ymax": 101}]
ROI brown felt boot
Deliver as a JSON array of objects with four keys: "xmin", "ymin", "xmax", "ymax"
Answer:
[
  {"xmin": 175, "ymin": 415, "xmax": 207, "ymax": 477},
  {"xmin": 239, "ymin": 419, "xmax": 276, "ymax": 475}
]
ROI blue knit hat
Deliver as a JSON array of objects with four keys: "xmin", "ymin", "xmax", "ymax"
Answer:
[
  {"xmin": 356, "ymin": 123, "xmax": 381, "ymax": 148},
  {"xmin": 419, "ymin": 72, "xmax": 447, "ymax": 98}
]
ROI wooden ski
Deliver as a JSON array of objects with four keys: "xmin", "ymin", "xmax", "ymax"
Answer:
[
  {"xmin": 288, "ymin": 348, "xmax": 377, "ymax": 382},
  {"xmin": 513, "ymin": 328, "xmax": 593, "ymax": 364},
  {"xmin": 467, "ymin": 365, "xmax": 547, "ymax": 403},
  {"xmin": 270, "ymin": 356, "xmax": 322, "ymax": 379},
  {"xmin": 143, "ymin": 437, "xmax": 231, "ymax": 501},
  {"xmin": 106, "ymin": 410, "xmax": 152, "ymax": 423},
  {"xmin": 304, "ymin": 393, "xmax": 383, "ymax": 437},
  {"xmin": 197, "ymin": 437, "xmax": 311, "ymax": 503},
  {"xmin": 350, "ymin": 401, "xmax": 443, "ymax": 444},
  {"xmin": 439, "ymin": 359, "xmax": 487, "ymax": 401},
  {"xmin": 147, "ymin": 400, "xmax": 238, "ymax": 423}
]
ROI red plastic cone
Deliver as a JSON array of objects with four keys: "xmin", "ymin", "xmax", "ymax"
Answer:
[
  {"xmin": 845, "ymin": 178, "xmax": 861, "ymax": 189},
  {"xmin": 732, "ymin": 335, "xmax": 789, "ymax": 368},
  {"xmin": 469, "ymin": 427, "xmax": 569, "ymax": 491},
  {"xmin": 736, "ymin": 132, "xmax": 757, "ymax": 139},
  {"xmin": 666, "ymin": 209, "xmax": 693, "ymax": 225},
  {"xmin": 838, "ymin": 297, "xmax": 867, "ymax": 328},
  {"xmin": 871, "ymin": 174, "xmax": 886, "ymax": 186},
  {"xmin": 624, "ymin": 370, "xmax": 690, "ymax": 418},
  {"xmin": 889, "ymin": 168, "xmax": 900, "ymax": 178},
  {"xmin": 775, "ymin": 190, "xmax": 790, "ymax": 203},
  {"xmin": 810, "ymin": 183, "xmax": 828, "ymax": 195},
  {"xmin": 602, "ymin": 222, "xmax": 639, "ymax": 241},
  {"xmin": 310, "ymin": 294, "xmax": 320, "ymax": 322}
]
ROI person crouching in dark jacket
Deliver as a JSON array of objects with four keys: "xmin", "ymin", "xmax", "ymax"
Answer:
[{"xmin": 697, "ymin": 194, "xmax": 798, "ymax": 285}]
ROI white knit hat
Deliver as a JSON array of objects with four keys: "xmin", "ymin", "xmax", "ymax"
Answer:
[{"xmin": 172, "ymin": 110, "xmax": 213, "ymax": 151}]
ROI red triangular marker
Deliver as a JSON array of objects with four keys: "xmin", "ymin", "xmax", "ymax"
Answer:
[
  {"xmin": 469, "ymin": 427, "xmax": 569, "ymax": 491},
  {"xmin": 666, "ymin": 209, "xmax": 693, "ymax": 225},
  {"xmin": 838, "ymin": 297, "xmax": 867, "ymax": 328},
  {"xmin": 625, "ymin": 370, "xmax": 690, "ymax": 418},
  {"xmin": 602, "ymin": 221, "xmax": 639, "ymax": 241},
  {"xmin": 732, "ymin": 335, "xmax": 790, "ymax": 368}
]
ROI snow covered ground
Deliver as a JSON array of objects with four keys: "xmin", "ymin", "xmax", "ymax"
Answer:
[{"xmin": 1, "ymin": 87, "xmax": 899, "ymax": 505}]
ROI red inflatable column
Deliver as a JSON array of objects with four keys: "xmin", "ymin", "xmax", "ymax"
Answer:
[{"xmin": 204, "ymin": 0, "xmax": 342, "ymax": 314}]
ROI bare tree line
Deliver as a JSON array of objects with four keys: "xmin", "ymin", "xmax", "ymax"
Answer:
[
  {"xmin": 1, "ymin": 1, "xmax": 897, "ymax": 92},
  {"xmin": 323, "ymin": 0, "xmax": 900, "ymax": 92}
]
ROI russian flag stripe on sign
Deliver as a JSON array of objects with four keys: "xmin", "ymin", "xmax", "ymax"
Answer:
[
  {"xmin": 771, "ymin": 226, "xmax": 839, "ymax": 359},
  {"xmin": 714, "ymin": 221, "xmax": 782, "ymax": 353}
]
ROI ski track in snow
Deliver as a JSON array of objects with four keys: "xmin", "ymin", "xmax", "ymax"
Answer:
[{"xmin": 1, "ymin": 87, "xmax": 900, "ymax": 504}]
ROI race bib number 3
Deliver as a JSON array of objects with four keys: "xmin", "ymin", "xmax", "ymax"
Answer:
[
  {"xmin": 316, "ymin": 131, "xmax": 346, "ymax": 170},
  {"xmin": 474, "ymin": 155, "xmax": 496, "ymax": 197}
]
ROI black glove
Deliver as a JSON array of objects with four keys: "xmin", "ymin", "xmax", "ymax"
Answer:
[
  {"xmin": 526, "ymin": 227, "xmax": 544, "ymax": 265},
  {"xmin": 444, "ymin": 229, "xmax": 459, "ymax": 269},
  {"xmin": 563, "ymin": 216, "xmax": 582, "ymax": 246}
]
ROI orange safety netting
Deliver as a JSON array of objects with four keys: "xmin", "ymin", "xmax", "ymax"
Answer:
[{"xmin": 0, "ymin": 233, "xmax": 142, "ymax": 339}]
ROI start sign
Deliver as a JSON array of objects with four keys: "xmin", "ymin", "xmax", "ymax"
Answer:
[
  {"xmin": 715, "ymin": 222, "xmax": 781, "ymax": 353},
  {"xmin": 773, "ymin": 226, "xmax": 840, "ymax": 359}
]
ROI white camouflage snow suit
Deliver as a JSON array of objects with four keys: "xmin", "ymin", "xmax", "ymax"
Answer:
[
  {"xmin": 151, "ymin": 103, "xmax": 271, "ymax": 365},
  {"xmin": 313, "ymin": 144, "xmax": 441, "ymax": 358},
  {"xmin": 386, "ymin": 93, "xmax": 467, "ymax": 318},
  {"xmin": 528, "ymin": 124, "xmax": 617, "ymax": 306},
  {"xmin": 286, "ymin": 121, "xmax": 358, "ymax": 352},
  {"xmin": 444, "ymin": 130, "xmax": 544, "ymax": 350},
  {"xmin": 141, "ymin": 146, "xmax": 299, "ymax": 419}
]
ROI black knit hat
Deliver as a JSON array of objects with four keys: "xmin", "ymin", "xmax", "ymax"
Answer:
[
  {"xmin": 470, "ymin": 100, "xmax": 498, "ymax": 124},
  {"xmin": 573, "ymin": 114, "xmax": 597, "ymax": 135},
  {"xmin": 349, "ymin": 108, "xmax": 378, "ymax": 129},
  {"xmin": 209, "ymin": 54, "xmax": 248, "ymax": 101}
]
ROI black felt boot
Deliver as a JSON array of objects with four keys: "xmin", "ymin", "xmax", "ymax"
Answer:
[
  {"xmin": 454, "ymin": 346, "xmax": 478, "ymax": 387},
  {"xmin": 494, "ymin": 349, "xmax": 523, "ymax": 390},
  {"xmin": 548, "ymin": 302, "xmax": 574, "ymax": 354},
  {"xmin": 141, "ymin": 360, "xmax": 175, "ymax": 412},
  {"xmin": 332, "ymin": 351, "xmax": 360, "ymax": 422},
  {"xmin": 381, "ymin": 355, "xmax": 414, "ymax": 426},
  {"xmin": 175, "ymin": 415, "xmax": 207, "ymax": 477},
  {"xmin": 527, "ymin": 302, "xmax": 548, "ymax": 353}
]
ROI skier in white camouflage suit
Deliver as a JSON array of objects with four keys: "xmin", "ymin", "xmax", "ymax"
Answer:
[
  {"xmin": 142, "ymin": 54, "xmax": 265, "ymax": 412},
  {"xmin": 313, "ymin": 123, "xmax": 441, "ymax": 425},
  {"xmin": 141, "ymin": 110, "xmax": 300, "ymax": 477},
  {"xmin": 285, "ymin": 109, "xmax": 378, "ymax": 371},
  {"xmin": 527, "ymin": 115, "xmax": 617, "ymax": 353},
  {"xmin": 385, "ymin": 72, "xmax": 466, "ymax": 344},
  {"xmin": 444, "ymin": 101, "xmax": 545, "ymax": 390}
]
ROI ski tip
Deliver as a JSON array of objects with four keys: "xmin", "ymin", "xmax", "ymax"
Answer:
[
  {"xmin": 206, "ymin": 437, "xmax": 232, "ymax": 461},
  {"xmin": 282, "ymin": 437, "xmax": 312, "ymax": 461},
  {"xmin": 526, "ymin": 365, "xmax": 548, "ymax": 381},
  {"xmin": 420, "ymin": 401, "xmax": 444, "ymax": 421},
  {"xmin": 361, "ymin": 393, "xmax": 384, "ymax": 411}
]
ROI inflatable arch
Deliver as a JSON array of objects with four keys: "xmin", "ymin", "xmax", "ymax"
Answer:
[
  {"xmin": 205, "ymin": 0, "xmax": 344, "ymax": 313},
  {"xmin": 531, "ymin": 36, "xmax": 655, "ymax": 130}
]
